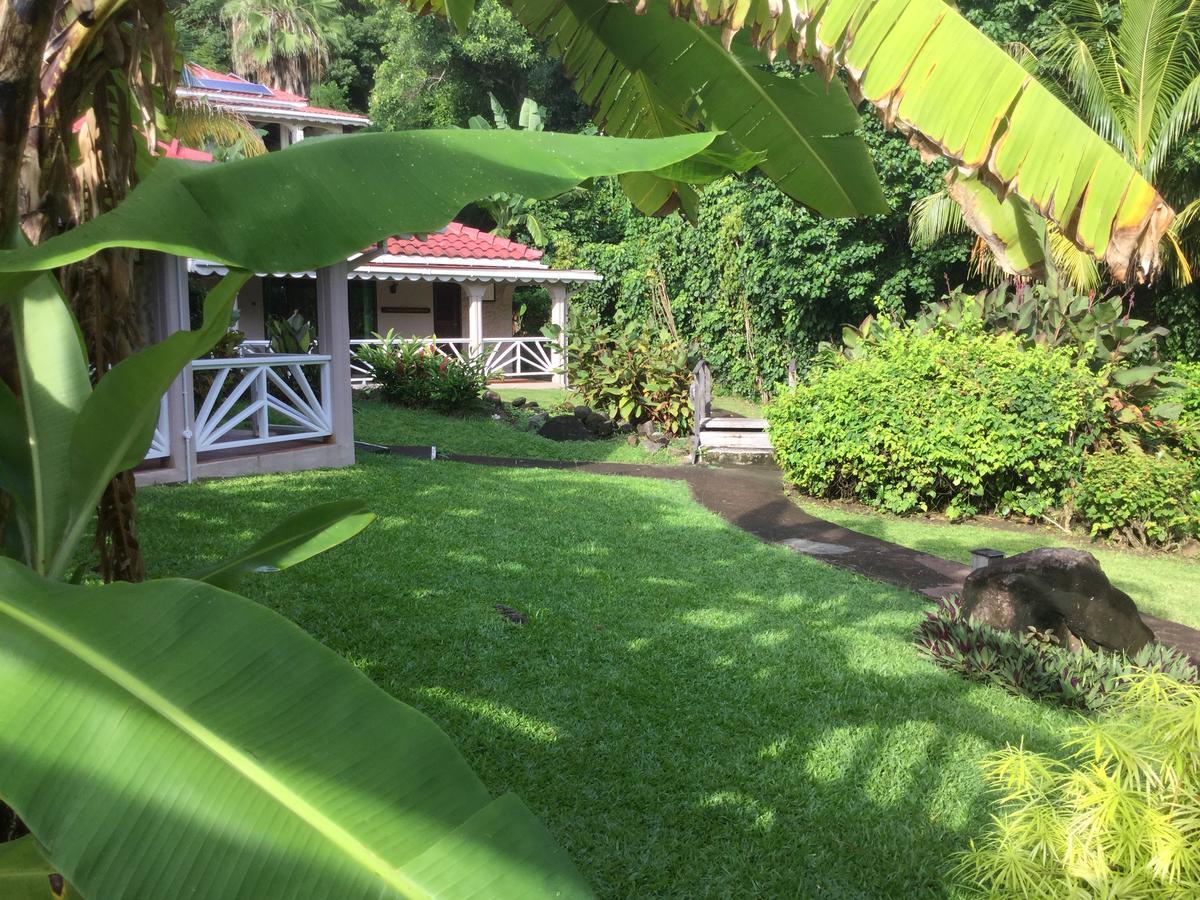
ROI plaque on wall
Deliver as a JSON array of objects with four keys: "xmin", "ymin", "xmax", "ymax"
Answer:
[{"xmin": 381, "ymin": 305, "xmax": 431, "ymax": 314}]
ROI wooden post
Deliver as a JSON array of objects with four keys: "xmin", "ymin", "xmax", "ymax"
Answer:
[
  {"xmin": 688, "ymin": 358, "xmax": 712, "ymax": 464},
  {"xmin": 548, "ymin": 282, "xmax": 569, "ymax": 387},
  {"xmin": 787, "ymin": 356, "xmax": 798, "ymax": 387},
  {"xmin": 153, "ymin": 253, "xmax": 197, "ymax": 482},
  {"xmin": 465, "ymin": 282, "xmax": 486, "ymax": 358},
  {"xmin": 316, "ymin": 261, "xmax": 355, "ymax": 466}
]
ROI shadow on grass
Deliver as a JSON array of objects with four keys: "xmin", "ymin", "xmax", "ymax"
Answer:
[{"xmin": 138, "ymin": 456, "xmax": 1075, "ymax": 898}]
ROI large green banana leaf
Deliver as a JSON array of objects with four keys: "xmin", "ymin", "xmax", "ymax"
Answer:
[
  {"xmin": 0, "ymin": 558, "xmax": 591, "ymax": 899},
  {"xmin": 415, "ymin": 0, "xmax": 887, "ymax": 218},
  {"xmin": 425, "ymin": 0, "xmax": 1174, "ymax": 280},
  {"xmin": 0, "ymin": 129, "xmax": 721, "ymax": 291},
  {"xmin": 657, "ymin": 0, "xmax": 1175, "ymax": 280}
]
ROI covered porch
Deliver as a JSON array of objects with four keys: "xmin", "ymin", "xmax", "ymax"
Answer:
[{"xmin": 137, "ymin": 227, "xmax": 598, "ymax": 486}]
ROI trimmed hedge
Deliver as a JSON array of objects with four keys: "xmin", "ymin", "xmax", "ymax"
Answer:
[
  {"xmin": 1075, "ymin": 444, "xmax": 1200, "ymax": 547},
  {"xmin": 767, "ymin": 322, "xmax": 1102, "ymax": 519}
]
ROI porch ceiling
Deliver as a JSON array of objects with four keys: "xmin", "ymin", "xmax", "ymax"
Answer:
[{"xmin": 188, "ymin": 258, "xmax": 601, "ymax": 285}]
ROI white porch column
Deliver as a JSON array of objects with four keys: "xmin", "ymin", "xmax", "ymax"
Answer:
[
  {"xmin": 465, "ymin": 282, "xmax": 486, "ymax": 358},
  {"xmin": 548, "ymin": 282, "xmax": 570, "ymax": 388},
  {"xmin": 289, "ymin": 124, "xmax": 306, "ymax": 145},
  {"xmin": 316, "ymin": 262, "xmax": 355, "ymax": 466},
  {"xmin": 153, "ymin": 253, "xmax": 197, "ymax": 482}
]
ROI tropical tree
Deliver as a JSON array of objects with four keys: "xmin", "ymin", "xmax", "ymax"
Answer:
[
  {"xmin": 911, "ymin": 0, "xmax": 1200, "ymax": 287},
  {"xmin": 222, "ymin": 0, "xmax": 343, "ymax": 94},
  {"xmin": 408, "ymin": 0, "xmax": 1177, "ymax": 282}
]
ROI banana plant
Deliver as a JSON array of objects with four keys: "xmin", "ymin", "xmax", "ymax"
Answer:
[
  {"xmin": 411, "ymin": 0, "xmax": 1176, "ymax": 280},
  {"xmin": 0, "ymin": 127, "xmax": 727, "ymax": 897}
]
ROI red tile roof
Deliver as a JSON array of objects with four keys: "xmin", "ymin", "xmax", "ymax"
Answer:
[
  {"xmin": 181, "ymin": 63, "xmax": 370, "ymax": 125},
  {"xmin": 386, "ymin": 223, "xmax": 543, "ymax": 262},
  {"xmin": 158, "ymin": 139, "xmax": 214, "ymax": 162}
]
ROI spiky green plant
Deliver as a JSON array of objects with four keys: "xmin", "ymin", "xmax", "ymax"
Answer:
[{"xmin": 958, "ymin": 672, "xmax": 1200, "ymax": 897}]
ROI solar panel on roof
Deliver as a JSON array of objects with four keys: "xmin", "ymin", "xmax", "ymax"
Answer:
[{"xmin": 183, "ymin": 70, "xmax": 273, "ymax": 96}]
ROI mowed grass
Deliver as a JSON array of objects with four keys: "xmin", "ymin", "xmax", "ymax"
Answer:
[
  {"xmin": 354, "ymin": 396, "xmax": 683, "ymax": 463},
  {"xmin": 801, "ymin": 501, "xmax": 1200, "ymax": 631},
  {"xmin": 139, "ymin": 454, "xmax": 1073, "ymax": 897}
]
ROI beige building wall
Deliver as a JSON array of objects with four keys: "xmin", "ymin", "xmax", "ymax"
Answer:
[{"xmin": 375, "ymin": 280, "xmax": 435, "ymax": 337}]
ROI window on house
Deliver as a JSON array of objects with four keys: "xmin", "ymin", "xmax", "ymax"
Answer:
[
  {"xmin": 262, "ymin": 277, "xmax": 318, "ymax": 332},
  {"xmin": 348, "ymin": 280, "xmax": 377, "ymax": 339}
]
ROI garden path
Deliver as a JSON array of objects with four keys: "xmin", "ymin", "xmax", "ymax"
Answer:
[{"xmin": 378, "ymin": 445, "xmax": 1200, "ymax": 662}]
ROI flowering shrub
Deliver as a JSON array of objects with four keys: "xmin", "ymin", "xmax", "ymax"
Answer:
[
  {"xmin": 915, "ymin": 593, "xmax": 1199, "ymax": 711},
  {"xmin": 768, "ymin": 321, "xmax": 1103, "ymax": 519},
  {"xmin": 355, "ymin": 331, "xmax": 492, "ymax": 412},
  {"xmin": 958, "ymin": 673, "xmax": 1200, "ymax": 897}
]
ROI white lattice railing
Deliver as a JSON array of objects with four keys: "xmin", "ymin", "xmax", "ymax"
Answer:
[
  {"xmin": 348, "ymin": 336, "xmax": 556, "ymax": 386},
  {"xmin": 144, "ymin": 395, "xmax": 171, "ymax": 461},
  {"xmin": 191, "ymin": 354, "xmax": 332, "ymax": 453}
]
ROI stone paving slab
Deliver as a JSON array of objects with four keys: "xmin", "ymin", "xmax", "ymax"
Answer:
[{"xmin": 386, "ymin": 446, "xmax": 1200, "ymax": 661}]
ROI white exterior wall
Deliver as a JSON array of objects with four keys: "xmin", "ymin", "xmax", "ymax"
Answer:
[
  {"xmin": 237, "ymin": 276, "xmax": 265, "ymax": 339},
  {"xmin": 374, "ymin": 280, "xmax": 513, "ymax": 339},
  {"xmin": 375, "ymin": 280, "xmax": 435, "ymax": 336}
]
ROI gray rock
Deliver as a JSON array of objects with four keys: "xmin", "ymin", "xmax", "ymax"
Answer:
[
  {"xmin": 626, "ymin": 434, "xmax": 639, "ymax": 446},
  {"xmin": 961, "ymin": 548, "xmax": 1154, "ymax": 653},
  {"xmin": 538, "ymin": 414, "xmax": 593, "ymax": 441},
  {"xmin": 573, "ymin": 405, "xmax": 593, "ymax": 421},
  {"xmin": 594, "ymin": 420, "xmax": 615, "ymax": 437},
  {"xmin": 511, "ymin": 397, "xmax": 527, "ymax": 408},
  {"xmin": 583, "ymin": 411, "xmax": 610, "ymax": 432},
  {"xmin": 616, "ymin": 421, "xmax": 635, "ymax": 435},
  {"xmin": 525, "ymin": 401, "xmax": 540, "ymax": 410},
  {"xmin": 482, "ymin": 389, "xmax": 502, "ymax": 405},
  {"xmin": 638, "ymin": 437, "xmax": 668, "ymax": 453},
  {"xmin": 636, "ymin": 421, "xmax": 657, "ymax": 438},
  {"xmin": 526, "ymin": 412, "xmax": 549, "ymax": 432}
]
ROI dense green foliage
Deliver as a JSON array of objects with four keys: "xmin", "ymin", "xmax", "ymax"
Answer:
[
  {"xmin": 355, "ymin": 333, "xmax": 491, "ymax": 411},
  {"xmin": 1074, "ymin": 445, "xmax": 1200, "ymax": 547},
  {"xmin": 916, "ymin": 593, "xmax": 1199, "ymax": 711},
  {"xmin": 768, "ymin": 322, "xmax": 1101, "ymax": 520},
  {"xmin": 541, "ymin": 115, "xmax": 973, "ymax": 398},
  {"xmin": 959, "ymin": 673, "xmax": 1200, "ymax": 897},
  {"xmin": 551, "ymin": 312, "xmax": 694, "ymax": 434}
]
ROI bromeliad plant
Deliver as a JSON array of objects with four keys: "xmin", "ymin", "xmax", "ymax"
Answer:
[
  {"xmin": 915, "ymin": 593, "xmax": 1200, "ymax": 712},
  {"xmin": 355, "ymin": 331, "xmax": 494, "ymax": 412},
  {"xmin": 0, "ymin": 127, "xmax": 728, "ymax": 898}
]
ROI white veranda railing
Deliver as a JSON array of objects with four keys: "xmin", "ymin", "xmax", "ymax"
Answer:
[
  {"xmin": 144, "ymin": 395, "xmax": 171, "ymax": 461},
  {"xmin": 191, "ymin": 354, "xmax": 332, "ymax": 453},
  {"xmin": 348, "ymin": 337, "xmax": 557, "ymax": 386}
]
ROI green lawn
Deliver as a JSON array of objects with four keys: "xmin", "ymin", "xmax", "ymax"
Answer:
[
  {"xmin": 354, "ymin": 396, "xmax": 685, "ymax": 463},
  {"xmin": 139, "ymin": 453, "xmax": 1074, "ymax": 897},
  {"xmin": 801, "ymin": 500, "xmax": 1200, "ymax": 631}
]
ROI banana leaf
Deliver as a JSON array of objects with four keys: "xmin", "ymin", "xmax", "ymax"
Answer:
[
  {"xmin": 0, "ymin": 129, "xmax": 721, "ymax": 291},
  {"xmin": 0, "ymin": 559, "xmax": 591, "ymax": 899}
]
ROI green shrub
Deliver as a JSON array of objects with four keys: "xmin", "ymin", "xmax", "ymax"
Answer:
[
  {"xmin": 958, "ymin": 673, "xmax": 1200, "ymax": 898},
  {"xmin": 355, "ymin": 332, "xmax": 492, "ymax": 412},
  {"xmin": 768, "ymin": 322, "xmax": 1102, "ymax": 519},
  {"xmin": 1075, "ymin": 444, "xmax": 1200, "ymax": 547},
  {"xmin": 548, "ymin": 310, "xmax": 694, "ymax": 434},
  {"xmin": 915, "ymin": 594, "xmax": 1199, "ymax": 711}
]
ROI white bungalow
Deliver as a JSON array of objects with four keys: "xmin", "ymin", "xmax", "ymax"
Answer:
[{"xmin": 137, "ymin": 68, "xmax": 597, "ymax": 487}]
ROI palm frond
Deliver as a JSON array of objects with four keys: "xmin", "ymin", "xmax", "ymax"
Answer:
[
  {"xmin": 908, "ymin": 189, "xmax": 969, "ymax": 248},
  {"xmin": 1147, "ymin": 71, "xmax": 1200, "ymax": 182},
  {"xmin": 173, "ymin": 98, "xmax": 267, "ymax": 157},
  {"xmin": 1048, "ymin": 223, "xmax": 1103, "ymax": 292}
]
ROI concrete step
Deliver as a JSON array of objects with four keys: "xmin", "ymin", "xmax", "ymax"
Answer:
[
  {"xmin": 700, "ymin": 417, "xmax": 768, "ymax": 431},
  {"xmin": 698, "ymin": 430, "xmax": 774, "ymax": 450}
]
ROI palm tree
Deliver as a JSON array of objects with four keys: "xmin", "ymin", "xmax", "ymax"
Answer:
[
  {"xmin": 911, "ymin": 0, "xmax": 1200, "ymax": 287},
  {"xmin": 222, "ymin": 0, "xmax": 343, "ymax": 95}
]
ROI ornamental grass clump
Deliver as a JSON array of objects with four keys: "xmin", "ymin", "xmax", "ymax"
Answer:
[
  {"xmin": 915, "ymin": 594, "xmax": 1199, "ymax": 711},
  {"xmin": 957, "ymin": 673, "xmax": 1200, "ymax": 898}
]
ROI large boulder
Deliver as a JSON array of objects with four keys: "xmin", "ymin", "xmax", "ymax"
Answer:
[
  {"xmin": 961, "ymin": 548, "xmax": 1154, "ymax": 653},
  {"xmin": 538, "ymin": 414, "xmax": 593, "ymax": 441}
]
